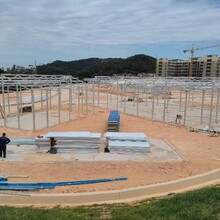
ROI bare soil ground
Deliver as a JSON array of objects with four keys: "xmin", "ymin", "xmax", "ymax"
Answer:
[{"xmin": 0, "ymin": 110, "xmax": 220, "ymax": 194}]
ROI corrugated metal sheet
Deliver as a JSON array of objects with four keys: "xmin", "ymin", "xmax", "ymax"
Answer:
[
  {"xmin": 108, "ymin": 111, "xmax": 120, "ymax": 123},
  {"xmin": 37, "ymin": 132, "xmax": 101, "ymax": 154},
  {"xmin": 108, "ymin": 111, "xmax": 120, "ymax": 132},
  {"xmin": 46, "ymin": 132, "xmax": 96, "ymax": 138},
  {"xmin": 109, "ymin": 140, "xmax": 150, "ymax": 148},
  {"xmin": 9, "ymin": 139, "xmax": 36, "ymax": 145},
  {"xmin": 105, "ymin": 132, "xmax": 148, "ymax": 141}
]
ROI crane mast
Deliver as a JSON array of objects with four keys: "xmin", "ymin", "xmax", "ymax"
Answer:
[{"xmin": 183, "ymin": 44, "xmax": 220, "ymax": 77}]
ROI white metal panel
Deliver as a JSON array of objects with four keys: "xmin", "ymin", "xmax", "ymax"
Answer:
[
  {"xmin": 104, "ymin": 132, "xmax": 148, "ymax": 140},
  {"xmin": 109, "ymin": 140, "xmax": 150, "ymax": 148},
  {"xmin": 46, "ymin": 132, "xmax": 91, "ymax": 138}
]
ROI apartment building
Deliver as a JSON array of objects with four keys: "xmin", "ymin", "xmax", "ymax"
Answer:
[
  {"xmin": 156, "ymin": 58, "xmax": 168, "ymax": 76},
  {"xmin": 218, "ymin": 58, "xmax": 220, "ymax": 77},
  {"xmin": 202, "ymin": 55, "xmax": 219, "ymax": 77},
  {"xmin": 156, "ymin": 55, "xmax": 220, "ymax": 77}
]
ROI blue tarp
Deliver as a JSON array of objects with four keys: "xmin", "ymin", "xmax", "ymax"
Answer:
[{"xmin": 0, "ymin": 177, "xmax": 127, "ymax": 191}]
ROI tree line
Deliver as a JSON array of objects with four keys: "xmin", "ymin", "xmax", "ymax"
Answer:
[{"xmin": 36, "ymin": 54, "xmax": 156, "ymax": 79}]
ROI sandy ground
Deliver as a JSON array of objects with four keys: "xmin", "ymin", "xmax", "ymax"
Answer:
[{"xmin": 0, "ymin": 111, "xmax": 220, "ymax": 194}]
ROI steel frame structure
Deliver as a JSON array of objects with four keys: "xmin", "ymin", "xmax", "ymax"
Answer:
[
  {"xmin": 1, "ymin": 74, "xmax": 220, "ymax": 132},
  {"xmin": 0, "ymin": 74, "xmax": 81, "ymax": 130}
]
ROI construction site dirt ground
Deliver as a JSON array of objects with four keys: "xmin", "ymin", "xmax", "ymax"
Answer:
[{"xmin": 0, "ymin": 110, "xmax": 220, "ymax": 194}]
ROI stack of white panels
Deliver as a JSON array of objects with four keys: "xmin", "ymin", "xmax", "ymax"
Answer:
[
  {"xmin": 105, "ymin": 132, "xmax": 148, "ymax": 141},
  {"xmin": 35, "ymin": 136, "xmax": 50, "ymax": 153},
  {"xmin": 45, "ymin": 132, "xmax": 101, "ymax": 154},
  {"xmin": 104, "ymin": 132, "xmax": 150, "ymax": 154}
]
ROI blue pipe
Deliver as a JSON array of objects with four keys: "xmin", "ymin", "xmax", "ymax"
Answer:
[{"xmin": 0, "ymin": 177, "xmax": 128, "ymax": 191}]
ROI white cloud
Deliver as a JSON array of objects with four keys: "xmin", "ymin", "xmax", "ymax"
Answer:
[{"xmin": 0, "ymin": 0, "xmax": 220, "ymax": 66}]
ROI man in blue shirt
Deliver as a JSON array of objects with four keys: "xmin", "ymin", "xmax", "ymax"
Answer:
[{"xmin": 0, "ymin": 133, "xmax": 10, "ymax": 158}]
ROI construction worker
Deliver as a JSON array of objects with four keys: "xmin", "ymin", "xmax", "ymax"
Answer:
[
  {"xmin": 49, "ymin": 137, "xmax": 57, "ymax": 154},
  {"xmin": 0, "ymin": 133, "xmax": 10, "ymax": 158}
]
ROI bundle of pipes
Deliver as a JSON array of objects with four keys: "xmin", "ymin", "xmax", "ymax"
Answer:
[{"xmin": 104, "ymin": 132, "xmax": 150, "ymax": 154}]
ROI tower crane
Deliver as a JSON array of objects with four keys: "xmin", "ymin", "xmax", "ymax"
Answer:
[{"xmin": 183, "ymin": 44, "xmax": 220, "ymax": 77}]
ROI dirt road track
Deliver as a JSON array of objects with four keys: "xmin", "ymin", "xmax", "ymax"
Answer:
[{"xmin": 0, "ymin": 168, "xmax": 219, "ymax": 207}]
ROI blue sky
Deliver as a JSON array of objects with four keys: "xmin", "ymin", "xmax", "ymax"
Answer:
[{"xmin": 0, "ymin": 0, "xmax": 220, "ymax": 68}]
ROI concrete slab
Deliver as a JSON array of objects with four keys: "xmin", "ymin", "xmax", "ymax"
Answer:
[{"xmin": 2, "ymin": 139, "xmax": 182, "ymax": 163}]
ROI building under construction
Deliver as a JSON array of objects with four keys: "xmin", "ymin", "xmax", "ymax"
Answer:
[{"xmin": 156, "ymin": 54, "xmax": 220, "ymax": 77}]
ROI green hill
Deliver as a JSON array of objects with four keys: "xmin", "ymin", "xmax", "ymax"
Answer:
[{"xmin": 37, "ymin": 54, "xmax": 156, "ymax": 79}]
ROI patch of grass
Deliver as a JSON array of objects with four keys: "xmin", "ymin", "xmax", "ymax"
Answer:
[
  {"xmin": 0, "ymin": 206, "xmax": 102, "ymax": 220},
  {"xmin": 110, "ymin": 186, "xmax": 220, "ymax": 220},
  {"xmin": 0, "ymin": 186, "xmax": 220, "ymax": 220}
]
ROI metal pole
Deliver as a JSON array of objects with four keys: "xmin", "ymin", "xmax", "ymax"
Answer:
[
  {"xmin": 31, "ymin": 89, "xmax": 35, "ymax": 131},
  {"xmin": 109, "ymin": 84, "xmax": 112, "ymax": 102},
  {"xmin": 81, "ymin": 84, "xmax": 84, "ymax": 114},
  {"xmin": 58, "ymin": 88, "xmax": 61, "ymax": 124},
  {"xmin": 85, "ymin": 84, "xmax": 88, "ymax": 116},
  {"xmin": 215, "ymin": 89, "xmax": 219, "ymax": 123},
  {"xmin": 69, "ymin": 86, "xmax": 72, "ymax": 121},
  {"xmin": 124, "ymin": 81, "xmax": 126, "ymax": 112},
  {"xmin": 92, "ymin": 82, "xmax": 95, "ymax": 114},
  {"xmin": 49, "ymin": 89, "xmax": 52, "ymax": 109},
  {"xmin": 188, "ymin": 92, "xmax": 191, "ymax": 107},
  {"xmin": 46, "ymin": 89, "xmax": 49, "ymax": 128},
  {"xmin": 116, "ymin": 80, "xmax": 119, "ymax": 110},
  {"xmin": 191, "ymin": 89, "xmax": 194, "ymax": 110},
  {"xmin": 16, "ymin": 83, "xmax": 20, "ymax": 129},
  {"xmin": 179, "ymin": 88, "xmax": 182, "ymax": 112},
  {"xmin": 183, "ymin": 90, "xmax": 188, "ymax": 126},
  {"xmin": 19, "ymin": 85, "xmax": 23, "ymax": 116},
  {"xmin": 1, "ymin": 76, "xmax": 6, "ymax": 126},
  {"xmin": 106, "ymin": 84, "xmax": 109, "ymax": 109},
  {"xmin": 78, "ymin": 84, "xmax": 80, "ymax": 117},
  {"xmin": 137, "ymin": 86, "xmax": 139, "ymax": 115},
  {"xmin": 120, "ymin": 85, "xmax": 123, "ymax": 108},
  {"xmin": 133, "ymin": 87, "xmax": 136, "ymax": 107},
  {"xmin": 151, "ymin": 82, "xmax": 155, "ymax": 119},
  {"xmin": 145, "ymin": 88, "xmax": 148, "ymax": 106},
  {"xmin": 7, "ymin": 86, "xmax": 10, "ymax": 115},
  {"xmin": 141, "ymin": 86, "xmax": 144, "ymax": 99},
  {"xmin": 157, "ymin": 94, "xmax": 159, "ymax": 105},
  {"xmin": 208, "ymin": 83, "xmax": 214, "ymax": 130},
  {"xmin": 163, "ymin": 81, "xmax": 167, "ymax": 123},
  {"xmin": 166, "ymin": 87, "xmax": 169, "ymax": 113},
  {"xmin": 98, "ymin": 82, "xmax": 100, "ymax": 107},
  {"xmin": 41, "ymin": 89, "xmax": 43, "ymax": 110},
  {"xmin": 200, "ymin": 90, "xmax": 205, "ymax": 125}
]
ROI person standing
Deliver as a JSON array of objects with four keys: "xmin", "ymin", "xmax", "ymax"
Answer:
[{"xmin": 0, "ymin": 133, "xmax": 10, "ymax": 158}]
